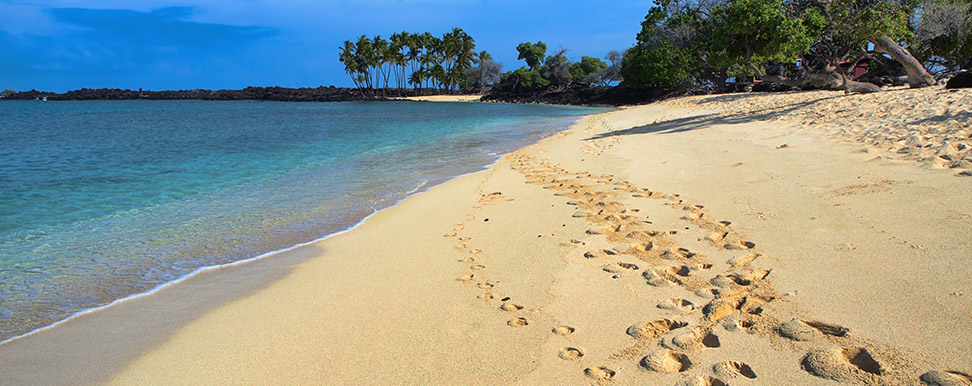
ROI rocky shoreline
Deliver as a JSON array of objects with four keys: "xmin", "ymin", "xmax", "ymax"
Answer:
[{"xmin": 0, "ymin": 86, "xmax": 453, "ymax": 102}]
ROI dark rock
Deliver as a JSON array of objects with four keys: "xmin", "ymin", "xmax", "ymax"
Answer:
[
  {"xmin": 946, "ymin": 71, "xmax": 972, "ymax": 89},
  {"xmin": 482, "ymin": 84, "xmax": 677, "ymax": 106},
  {"xmin": 0, "ymin": 87, "xmax": 464, "ymax": 102}
]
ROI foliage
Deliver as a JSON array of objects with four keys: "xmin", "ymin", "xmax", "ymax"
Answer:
[
  {"xmin": 540, "ymin": 49, "xmax": 573, "ymax": 87},
  {"xmin": 706, "ymin": 0, "xmax": 826, "ymax": 76},
  {"xmin": 465, "ymin": 51, "xmax": 504, "ymax": 92},
  {"xmin": 516, "ymin": 41, "xmax": 548, "ymax": 70},
  {"xmin": 620, "ymin": 6, "xmax": 700, "ymax": 88},
  {"xmin": 621, "ymin": 40, "xmax": 697, "ymax": 88},
  {"xmin": 912, "ymin": 0, "xmax": 972, "ymax": 72},
  {"xmin": 601, "ymin": 51, "xmax": 625, "ymax": 85},
  {"xmin": 570, "ymin": 56, "xmax": 609, "ymax": 84},
  {"xmin": 619, "ymin": 0, "xmax": 956, "ymax": 89},
  {"xmin": 502, "ymin": 68, "xmax": 550, "ymax": 89},
  {"xmin": 339, "ymin": 29, "xmax": 479, "ymax": 94},
  {"xmin": 1, "ymin": 89, "xmax": 14, "ymax": 96}
]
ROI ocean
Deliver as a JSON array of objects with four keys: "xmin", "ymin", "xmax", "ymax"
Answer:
[{"xmin": 0, "ymin": 100, "xmax": 604, "ymax": 342}]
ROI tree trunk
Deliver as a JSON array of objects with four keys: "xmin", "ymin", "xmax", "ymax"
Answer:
[
  {"xmin": 869, "ymin": 35, "xmax": 936, "ymax": 88},
  {"xmin": 837, "ymin": 72, "xmax": 881, "ymax": 94}
]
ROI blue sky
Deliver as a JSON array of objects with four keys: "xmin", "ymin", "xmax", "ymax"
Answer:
[{"xmin": 0, "ymin": 0, "xmax": 654, "ymax": 92}]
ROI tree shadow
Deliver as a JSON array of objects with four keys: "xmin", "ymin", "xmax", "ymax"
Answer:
[
  {"xmin": 907, "ymin": 109, "xmax": 972, "ymax": 125},
  {"xmin": 587, "ymin": 93, "xmax": 843, "ymax": 140}
]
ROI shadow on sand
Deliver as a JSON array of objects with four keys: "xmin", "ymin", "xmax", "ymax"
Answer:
[{"xmin": 586, "ymin": 93, "xmax": 844, "ymax": 141}]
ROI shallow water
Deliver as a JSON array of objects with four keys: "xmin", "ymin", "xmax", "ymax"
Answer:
[{"xmin": 0, "ymin": 100, "xmax": 604, "ymax": 341}]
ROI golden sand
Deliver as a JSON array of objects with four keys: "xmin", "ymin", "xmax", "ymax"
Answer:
[{"xmin": 8, "ymin": 87, "xmax": 972, "ymax": 385}]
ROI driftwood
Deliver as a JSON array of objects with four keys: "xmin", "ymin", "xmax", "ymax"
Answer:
[
  {"xmin": 836, "ymin": 72, "xmax": 882, "ymax": 94},
  {"xmin": 762, "ymin": 73, "xmax": 842, "ymax": 89},
  {"xmin": 870, "ymin": 36, "xmax": 937, "ymax": 88},
  {"xmin": 762, "ymin": 60, "xmax": 881, "ymax": 94}
]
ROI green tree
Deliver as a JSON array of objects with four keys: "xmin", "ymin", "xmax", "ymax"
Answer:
[
  {"xmin": 913, "ymin": 0, "xmax": 972, "ymax": 73},
  {"xmin": 541, "ymin": 49, "xmax": 573, "ymax": 87},
  {"xmin": 706, "ymin": 0, "xmax": 825, "ymax": 77},
  {"xmin": 516, "ymin": 41, "xmax": 548, "ymax": 70},
  {"xmin": 354, "ymin": 35, "xmax": 375, "ymax": 91},
  {"xmin": 570, "ymin": 56, "xmax": 609, "ymax": 84},
  {"xmin": 502, "ymin": 68, "xmax": 549, "ymax": 89},
  {"xmin": 821, "ymin": 0, "xmax": 937, "ymax": 87},
  {"xmin": 339, "ymin": 40, "xmax": 363, "ymax": 90},
  {"xmin": 620, "ymin": 7, "xmax": 698, "ymax": 89}
]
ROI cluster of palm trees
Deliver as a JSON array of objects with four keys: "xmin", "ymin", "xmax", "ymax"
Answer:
[{"xmin": 339, "ymin": 28, "xmax": 478, "ymax": 95}]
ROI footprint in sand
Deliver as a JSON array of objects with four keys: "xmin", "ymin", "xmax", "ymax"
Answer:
[
  {"xmin": 778, "ymin": 318, "xmax": 818, "ymax": 341},
  {"xmin": 507, "ymin": 317, "xmax": 529, "ymax": 327},
  {"xmin": 726, "ymin": 240, "xmax": 757, "ymax": 250},
  {"xmin": 643, "ymin": 269, "xmax": 679, "ymax": 287},
  {"xmin": 499, "ymin": 302, "xmax": 524, "ymax": 312},
  {"xmin": 470, "ymin": 264, "xmax": 486, "ymax": 270},
  {"xmin": 457, "ymin": 273, "xmax": 474, "ymax": 282},
  {"xmin": 677, "ymin": 375, "xmax": 729, "ymax": 386},
  {"xmin": 728, "ymin": 252, "xmax": 759, "ymax": 268},
  {"xmin": 642, "ymin": 349, "xmax": 692, "ymax": 373},
  {"xmin": 626, "ymin": 319, "xmax": 688, "ymax": 339},
  {"xmin": 584, "ymin": 366, "xmax": 616, "ymax": 381},
  {"xmin": 668, "ymin": 264, "xmax": 713, "ymax": 277},
  {"xmin": 666, "ymin": 328, "xmax": 721, "ymax": 351},
  {"xmin": 603, "ymin": 262, "xmax": 640, "ymax": 274},
  {"xmin": 710, "ymin": 272, "xmax": 756, "ymax": 288},
  {"xmin": 802, "ymin": 346, "xmax": 884, "ymax": 383},
  {"xmin": 705, "ymin": 231, "xmax": 729, "ymax": 243},
  {"xmin": 558, "ymin": 347, "xmax": 585, "ymax": 361},
  {"xmin": 552, "ymin": 325, "xmax": 575, "ymax": 335},
  {"xmin": 662, "ymin": 247, "xmax": 699, "ymax": 260},
  {"xmin": 658, "ymin": 298, "xmax": 696, "ymax": 313},
  {"xmin": 611, "ymin": 263, "xmax": 637, "ymax": 272},
  {"xmin": 920, "ymin": 370, "xmax": 972, "ymax": 386},
  {"xmin": 478, "ymin": 293, "xmax": 494, "ymax": 301},
  {"xmin": 584, "ymin": 249, "xmax": 617, "ymax": 259},
  {"xmin": 702, "ymin": 298, "xmax": 741, "ymax": 322},
  {"xmin": 713, "ymin": 361, "xmax": 758, "ymax": 379},
  {"xmin": 602, "ymin": 264, "xmax": 623, "ymax": 274},
  {"xmin": 801, "ymin": 319, "xmax": 850, "ymax": 337}
]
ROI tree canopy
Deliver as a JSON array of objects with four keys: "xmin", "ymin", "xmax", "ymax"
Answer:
[
  {"xmin": 620, "ymin": 0, "xmax": 964, "ymax": 90},
  {"xmin": 516, "ymin": 42, "xmax": 548, "ymax": 71},
  {"xmin": 339, "ymin": 29, "xmax": 480, "ymax": 95}
]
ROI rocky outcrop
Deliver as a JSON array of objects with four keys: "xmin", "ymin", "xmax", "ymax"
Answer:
[{"xmin": 946, "ymin": 71, "xmax": 972, "ymax": 89}]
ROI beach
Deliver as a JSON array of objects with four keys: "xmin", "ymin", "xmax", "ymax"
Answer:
[{"xmin": 3, "ymin": 87, "xmax": 971, "ymax": 385}]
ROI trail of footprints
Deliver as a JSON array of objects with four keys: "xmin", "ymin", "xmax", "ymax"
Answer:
[{"xmin": 446, "ymin": 152, "xmax": 962, "ymax": 385}]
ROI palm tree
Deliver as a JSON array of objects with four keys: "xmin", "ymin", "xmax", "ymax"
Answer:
[
  {"xmin": 339, "ymin": 40, "xmax": 361, "ymax": 90},
  {"xmin": 389, "ymin": 32, "xmax": 409, "ymax": 93},
  {"xmin": 354, "ymin": 35, "xmax": 374, "ymax": 93},
  {"xmin": 340, "ymin": 29, "xmax": 477, "ymax": 94},
  {"xmin": 405, "ymin": 33, "xmax": 423, "ymax": 90},
  {"xmin": 372, "ymin": 35, "xmax": 390, "ymax": 95}
]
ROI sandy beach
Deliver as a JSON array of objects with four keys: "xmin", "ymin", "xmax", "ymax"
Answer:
[
  {"xmin": 402, "ymin": 95, "xmax": 484, "ymax": 102},
  {"xmin": 3, "ymin": 86, "xmax": 971, "ymax": 385}
]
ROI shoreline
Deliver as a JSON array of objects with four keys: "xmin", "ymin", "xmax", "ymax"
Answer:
[
  {"xmin": 0, "ymin": 100, "xmax": 602, "ymax": 347},
  {"xmin": 2, "ymin": 87, "xmax": 970, "ymax": 385},
  {"xmin": 0, "ymin": 110, "xmax": 594, "ymax": 385},
  {"xmin": 0, "ymin": 152, "xmax": 507, "ymax": 385}
]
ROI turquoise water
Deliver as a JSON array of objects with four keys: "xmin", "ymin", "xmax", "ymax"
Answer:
[{"xmin": 0, "ymin": 100, "xmax": 603, "ymax": 342}]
